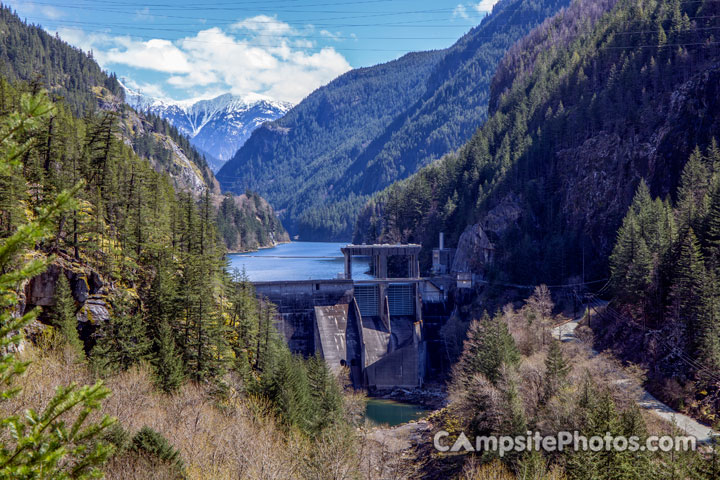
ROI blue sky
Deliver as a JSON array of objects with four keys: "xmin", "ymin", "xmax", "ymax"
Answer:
[{"xmin": 8, "ymin": 0, "xmax": 497, "ymax": 103}]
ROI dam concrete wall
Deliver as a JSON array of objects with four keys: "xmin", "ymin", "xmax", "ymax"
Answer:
[
  {"xmin": 252, "ymin": 279, "xmax": 427, "ymax": 389},
  {"xmin": 254, "ymin": 280, "xmax": 353, "ymax": 356}
]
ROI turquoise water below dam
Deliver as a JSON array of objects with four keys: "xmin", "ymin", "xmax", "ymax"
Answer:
[{"xmin": 364, "ymin": 398, "xmax": 429, "ymax": 426}]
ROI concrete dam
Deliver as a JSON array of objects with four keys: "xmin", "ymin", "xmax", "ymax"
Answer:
[{"xmin": 253, "ymin": 244, "xmax": 449, "ymax": 390}]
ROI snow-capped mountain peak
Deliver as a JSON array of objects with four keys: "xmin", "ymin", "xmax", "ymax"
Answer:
[{"xmin": 123, "ymin": 84, "xmax": 292, "ymax": 172}]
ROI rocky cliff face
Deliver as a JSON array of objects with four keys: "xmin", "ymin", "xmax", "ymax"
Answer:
[
  {"xmin": 25, "ymin": 254, "xmax": 111, "ymax": 343},
  {"xmin": 552, "ymin": 64, "xmax": 720, "ymax": 259},
  {"xmin": 97, "ymin": 87, "xmax": 287, "ymax": 251},
  {"xmin": 97, "ymin": 87, "xmax": 218, "ymax": 197},
  {"xmin": 452, "ymin": 194, "xmax": 523, "ymax": 274}
]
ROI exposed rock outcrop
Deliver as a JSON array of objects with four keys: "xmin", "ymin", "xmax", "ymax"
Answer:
[
  {"xmin": 552, "ymin": 64, "xmax": 720, "ymax": 259},
  {"xmin": 27, "ymin": 263, "xmax": 62, "ymax": 307},
  {"xmin": 481, "ymin": 193, "xmax": 523, "ymax": 236},
  {"xmin": 451, "ymin": 194, "xmax": 524, "ymax": 274},
  {"xmin": 451, "ymin": 224, "xmax": 494, "ymax": 274},
  {"xmin": 24, "ymin": 254, "xmax": 111, "ymax": 344}
]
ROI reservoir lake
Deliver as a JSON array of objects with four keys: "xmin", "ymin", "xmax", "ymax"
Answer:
[{"xmin": 227, "ymin": 241, "xmax": 372, "ymax": 281}]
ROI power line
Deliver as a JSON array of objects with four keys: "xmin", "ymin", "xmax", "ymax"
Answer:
[
  {"xmin": 24, "ymin": 12, "xmax": 720, "ymax": 54},
  {"xmin": 584, "ymin": 294, "xmax": 720, "ymax": 383},
  {"xmin": 26, "ymin": 15, "xmax": 720, "ymax": 40},
  {"xmin": 33, "ymin": 0, "xmax": 422, "ymax": 9},
  {"xmin": 22, "ymin": 17, "xmax": 464, "ymax": 40},
  {"xmin": 14, "ymin": 1, "xmax": 490, "ymax": 27}
]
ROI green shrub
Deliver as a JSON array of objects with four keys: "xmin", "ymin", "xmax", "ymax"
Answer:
[{"xmin": 131, "ymin": 426, "xmax": 184, "ymax": 473}]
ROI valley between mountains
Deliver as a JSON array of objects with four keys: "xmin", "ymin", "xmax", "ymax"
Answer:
[{"xmin": 1, "ymin": 0, "xmax": 720, "ymax": 478}]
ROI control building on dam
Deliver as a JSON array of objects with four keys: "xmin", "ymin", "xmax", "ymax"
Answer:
[{"xmin": 252, "ymin": 244, "xmax": 444, "ymax": 389}]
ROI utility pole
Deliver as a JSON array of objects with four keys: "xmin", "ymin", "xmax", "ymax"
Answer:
[{"xmin": 573, "ymin": 288, "xmax": 578, "ymax": 320}]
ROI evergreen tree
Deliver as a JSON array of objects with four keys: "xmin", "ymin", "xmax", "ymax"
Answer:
[
  {"xmin": 452, "ymin": 312, "xmax": 520, "ymax": 386},
  {"xmin": 610, "ymin": 208, "xmax": 653, "ymax": 304},
  {"xmin": 50, "ymin": 271, "xmax": 84, "ymax": 358},
  {"xmin": 696, "ymin": 272, "xmax": 720, "ymax": 381},
  {"xmin": 153, "ymin": 319, "xmax": 185, "ymax": 393},
  {"xmin": 567, "ymin": 388, "xmax": 650, "ymax": 480},
  {"xmin": 0, "ymin": 91, "xmax": 114, "ymax": 477},
  {"xmin": 179, "ymin": 254, "xmax": 228, "ymax": 381},
  {"xmin": 544, "ymin": 339, "xmax": 570, "ymax": 399},
  {"xmin": 306, "ymin": 354, "xmax": 344, "ymax": 434},
  {"xmin": 516, "ymin": 450, "xmax": 552, "ymax": 480},
  {"xmin": 264, "ymin": 350, "xmax": 312, "ymax": 433},
  {"xmin": 228, "ymin": 268, "xmax": 259, "ymax": 356},
  {"xmin": 666, "ymin": 228, "xmax": 706, "ymax": 347},
  {"xmin": 703, "ymin": 181, "xmax": 720, "ymax": 273},
  {"xmin": 499, "ymin": 369, "xmax": 527, "ymax": 438},
  {"xmin": 255, "ymin": 299, "xmax": 280, "ymax": 372},
  {"xmin": 676, "ymin": 149, "xmax": 710, "ymax": 232},
  {"xmin": 91, "ymin": 306, "xmax": 152, "ymax": 373}
]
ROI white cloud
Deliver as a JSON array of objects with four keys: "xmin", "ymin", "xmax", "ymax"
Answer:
[
  {"xmin": 452, "ymin": 4, "xmax": 469, "ymax": 19},
  {"xmin": 16, "ymin": 1, "xmax": 64, "ymax": 19},
  {"xmin": 53, "ymin": 15, "xmax": 352, "ymax": 104},
  {"xmin": 473, "ymin": 0, "xmax": 499, "ymax": 13},
  {"xmin": 454, "ymin": 0, "xmax": 498, "ymax": 20},
  {"xmin": 40, "ymin": 5, "xmax": 63, "ymax": 19},
  {"xmin": 56, "ymin": 28, "xmax": 190, "ymax": 74},
  {"xmin": 105, "ymin": 38, "xmax": 191, "ymax": 73},
  {"xmin": 320, "ymin": 30, "xmax": 342, "ymax": 41},
  {"xmin": 231, "ymin": 15, "xmax": 292, "ymax": 36}
]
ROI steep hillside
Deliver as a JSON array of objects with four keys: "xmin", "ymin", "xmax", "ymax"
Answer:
[
  {"xmin": 125, "ymin": 88, "xmax": 292, "ymax": 172},
  {"xmin": 0, "ymin": 5, "xmax": 287, "ymax": 251},
  {"xmin": 218, "ymin": 50, "xmax": 444, "ymax": 239},
  {"xmin": 215, "ymin": 191, "xmax": 288, "ymax": 252},
  {"xmin": 218, "ymin": 0, "xmax": 570, "ymax": 240},
  {"xmin": 0, "ymin": 5, "xmax": 123, "ymax": 116},
  {"xmin": 356, "ymin": 0, "xmax": 720, "ymax": 284},
  {"xmin": 345, "ymin": 0, "xmax": 569, "ymax": 196}
]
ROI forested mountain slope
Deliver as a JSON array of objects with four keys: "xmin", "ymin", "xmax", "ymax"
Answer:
[
  {"xmin": 0, "ymin": 5, "xmax": 287, "ymax": 250},
  {"xmin": 0, "ymin": 6, "xmax": 123, "ymax": 116},
  {"xmin": 218, "ymin": 0, "xmax": 570, "ymax": 240},
  {"xmin": 218, "ymin": 50, "xmax": 444, "ymax": 239},
  {"xmin": 345, "ymin": 0, "xmax": 569, "ymax": 197},
  {"xmin": 356, "ymin": 0, "xmax": 720, "ymax": 284}
]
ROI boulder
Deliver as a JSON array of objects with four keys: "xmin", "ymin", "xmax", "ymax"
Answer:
[{"xmin": 77, "ymin": 295, "xmax": 111, "ymax": 325}]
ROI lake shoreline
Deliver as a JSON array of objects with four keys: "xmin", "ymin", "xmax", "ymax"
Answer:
[{"xmin": 224, "ymin": 239, "xmax": 292, "ymax": 255}]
